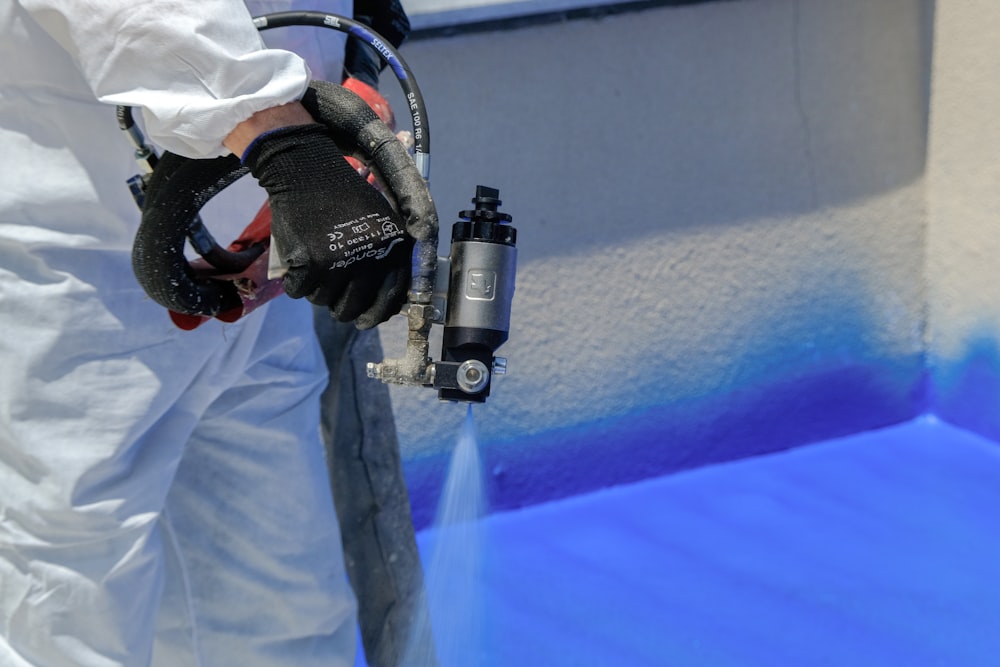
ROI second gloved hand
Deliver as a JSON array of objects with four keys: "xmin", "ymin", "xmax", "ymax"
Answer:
[{"xmin": 242, "ymin": 123, "xmax": 412, "ymax": 329}]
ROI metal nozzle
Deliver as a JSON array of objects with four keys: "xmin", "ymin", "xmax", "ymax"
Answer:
[{"xmin": 456, "ymin": 359, "xmax": 490, "ymax": 395}]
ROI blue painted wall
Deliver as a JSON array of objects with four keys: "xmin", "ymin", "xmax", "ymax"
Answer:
[{"xmin": 382, "ymin": 0, "xmax": 935, "ymax": 524}]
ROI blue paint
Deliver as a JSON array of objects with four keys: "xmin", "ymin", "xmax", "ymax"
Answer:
[
  {"xmin": 405, "ymin": 357, "xmax": 924, "ymax": 529},
  {"xmin": 401, "ymin": 407, "xmax": 488, "ymax": 666},
  {"xmin": 932, "ymin": 336, "xmax": 1000, "ymax": 442},
  {"xmin": 402, "ymin": 418, "xmax": 1000, "ymax": 666}
]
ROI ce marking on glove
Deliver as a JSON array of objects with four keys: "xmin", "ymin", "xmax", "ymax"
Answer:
[{"xmin": 327, "ymin": 230, "xmax": 345, "ymax": 252}]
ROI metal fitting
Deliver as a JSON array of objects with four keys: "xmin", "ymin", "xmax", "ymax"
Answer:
[{"xmin": 456, "ymin": 359, "xmax": 490, "ymax": 395}]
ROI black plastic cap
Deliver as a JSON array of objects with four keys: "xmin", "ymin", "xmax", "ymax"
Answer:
[
  {"xmin": 453, "ymin": 184, "xmax": 516, "ymax": 245},
  {"xmin": 472, "ymin": 185, "xmax": 502, "ymax": 212}
]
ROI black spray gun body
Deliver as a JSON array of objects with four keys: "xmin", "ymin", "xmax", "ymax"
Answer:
[{"xmin": 369, "ymin": 186, "xmax": 517, "ymax": 402}]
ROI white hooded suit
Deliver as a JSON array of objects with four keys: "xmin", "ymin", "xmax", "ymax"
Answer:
[{"xmin": 0, "ymin": 1, "xmax": 360, "ymax": 665}]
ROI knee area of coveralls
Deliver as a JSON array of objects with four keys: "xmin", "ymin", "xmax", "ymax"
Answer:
[
  {"xmin": 152, "ymin": 296, "xmax": 357, "ymax": 667},
  {"xmin": 0, "ymin": 289, "xmax": 355, "ymax": 666}
]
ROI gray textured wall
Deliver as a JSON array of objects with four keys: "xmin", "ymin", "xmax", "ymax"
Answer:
[
  {"xmin": 377, "ymin": 0, "xmax": 934, "ymax": 513},
  {"xmin": 926, "ymin": 0, "xmax": 1000, "ymax": 436}
]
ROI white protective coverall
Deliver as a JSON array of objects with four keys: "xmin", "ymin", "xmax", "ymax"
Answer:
[{"xmin": 0, "ymin": 1, "xmax": 360, "ymax": 666}]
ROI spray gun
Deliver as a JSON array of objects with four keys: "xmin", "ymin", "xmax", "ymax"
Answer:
[
  {"xmin": 254, "ymin": 12, "xmax": 519, "ymax": 404},
  {"xmin": 368, "ymin": 185, "xmax": 517, "ymax": 402},
  {"xmin": 119, "ymin": 11, "xmax": 516, "ymax": 403}
]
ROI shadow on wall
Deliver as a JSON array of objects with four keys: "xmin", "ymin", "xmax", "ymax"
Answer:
[
  {"xmin": 406, "ymin": 353, "xmax": 925, "ymax": 529},
  {"xmin": 404, "ymin": 287, "xmax": 929, "ymax": 528},
  {"xmin": 385, "ymin": 0, "xmax": 937, "ymax": 261}
]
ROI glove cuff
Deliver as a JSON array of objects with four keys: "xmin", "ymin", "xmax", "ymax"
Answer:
[
  {"xmin": 241, "ymin": 123, "xmax": 337, "ymax": 176},
  {"xmin": 239, "ymin": 128, "xmax": 284, "ymax": 164}
]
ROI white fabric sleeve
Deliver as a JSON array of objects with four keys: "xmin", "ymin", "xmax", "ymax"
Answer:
[{"xmin": 20, "ymin": 0, "xmax": 311, "ymax": 157}]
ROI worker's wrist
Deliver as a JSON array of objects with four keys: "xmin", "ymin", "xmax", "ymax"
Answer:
[{"xmin": 223, "ymin": 101, "xmax": 318, "ymax": 158}]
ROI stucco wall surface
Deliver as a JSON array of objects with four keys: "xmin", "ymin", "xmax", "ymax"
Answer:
[
  {"xmin": 377, "ymin": 0, "xmax": 932, "ymax": 515},
  {"xmin": 925, "ymin": 0, "xmax": 1000, "ymax": 437}
]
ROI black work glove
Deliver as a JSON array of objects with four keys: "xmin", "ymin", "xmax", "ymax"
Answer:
[{"xmin": 242, "ymin": 123, "xmax": 413, "ymax": 329}]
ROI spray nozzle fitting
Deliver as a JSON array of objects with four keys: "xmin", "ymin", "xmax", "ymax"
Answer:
[{"xmin": 368, "ymin": 185, "xmax": 518, "ymax": 403}]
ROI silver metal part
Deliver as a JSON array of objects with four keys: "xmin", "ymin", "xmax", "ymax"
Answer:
[
  {"xmin": 431, "ymin": 257, "xmax": 450, "ymax": 324},
  {"xmin": 414, "ymin": 152, "xmax": 430, "ymax": 180},
  {"xmin": 367, "ymin": 229, "xmax": 440, "ymax": 387},
  {"xmin": 122, "ymin": 123, "xmax": 157, "ymax": 174},
  {"xmin": 369, "ymin": 201, "xmax": 516, "ymax": 403},
  {"xmin": 456, "ymin": 359, "xmax": 490, "ymax": 394},
  {"xmin": 366, "ymin": 302, "xmax": 436, "ymax": 386},
  {"xmin": 446, "ymin": 241, "xmax": 517, "ymax": 333}
]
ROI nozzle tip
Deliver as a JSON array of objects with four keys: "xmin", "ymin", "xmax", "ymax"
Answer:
[{"xmin": 456, "ymin": 359, "xmax": 490, "ymax": 394}]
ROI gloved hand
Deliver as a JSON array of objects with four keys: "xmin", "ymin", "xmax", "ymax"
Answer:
[
  {"xmin": 132, "ymin": 81, "xmax": 437, "ymax": 329},
  {"xmin": 242, "ymin": 123, "xmax": 412, "ymax": 329}
]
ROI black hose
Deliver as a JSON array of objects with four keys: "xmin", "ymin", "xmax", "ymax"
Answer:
[
  {"xmin": 254, "ymin": 11, "xmax": 430, "ymax": 166},
  {"xmin": 131, "ymin": 152, "xmax": 248, "ymax": 316}
]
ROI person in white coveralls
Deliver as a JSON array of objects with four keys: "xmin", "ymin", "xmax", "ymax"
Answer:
[{"xmin": 0, "ymin": 1, "xmax": 431, "ymax": 665}]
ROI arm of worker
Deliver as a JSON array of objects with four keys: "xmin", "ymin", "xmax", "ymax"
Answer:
[
  {"xmin": 221, "ymin": 101, "xmax": 317, "ymax": 157},
  {"xmin": 19, "ymin": 0, "xmax": 310, "ymax": 158}
]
